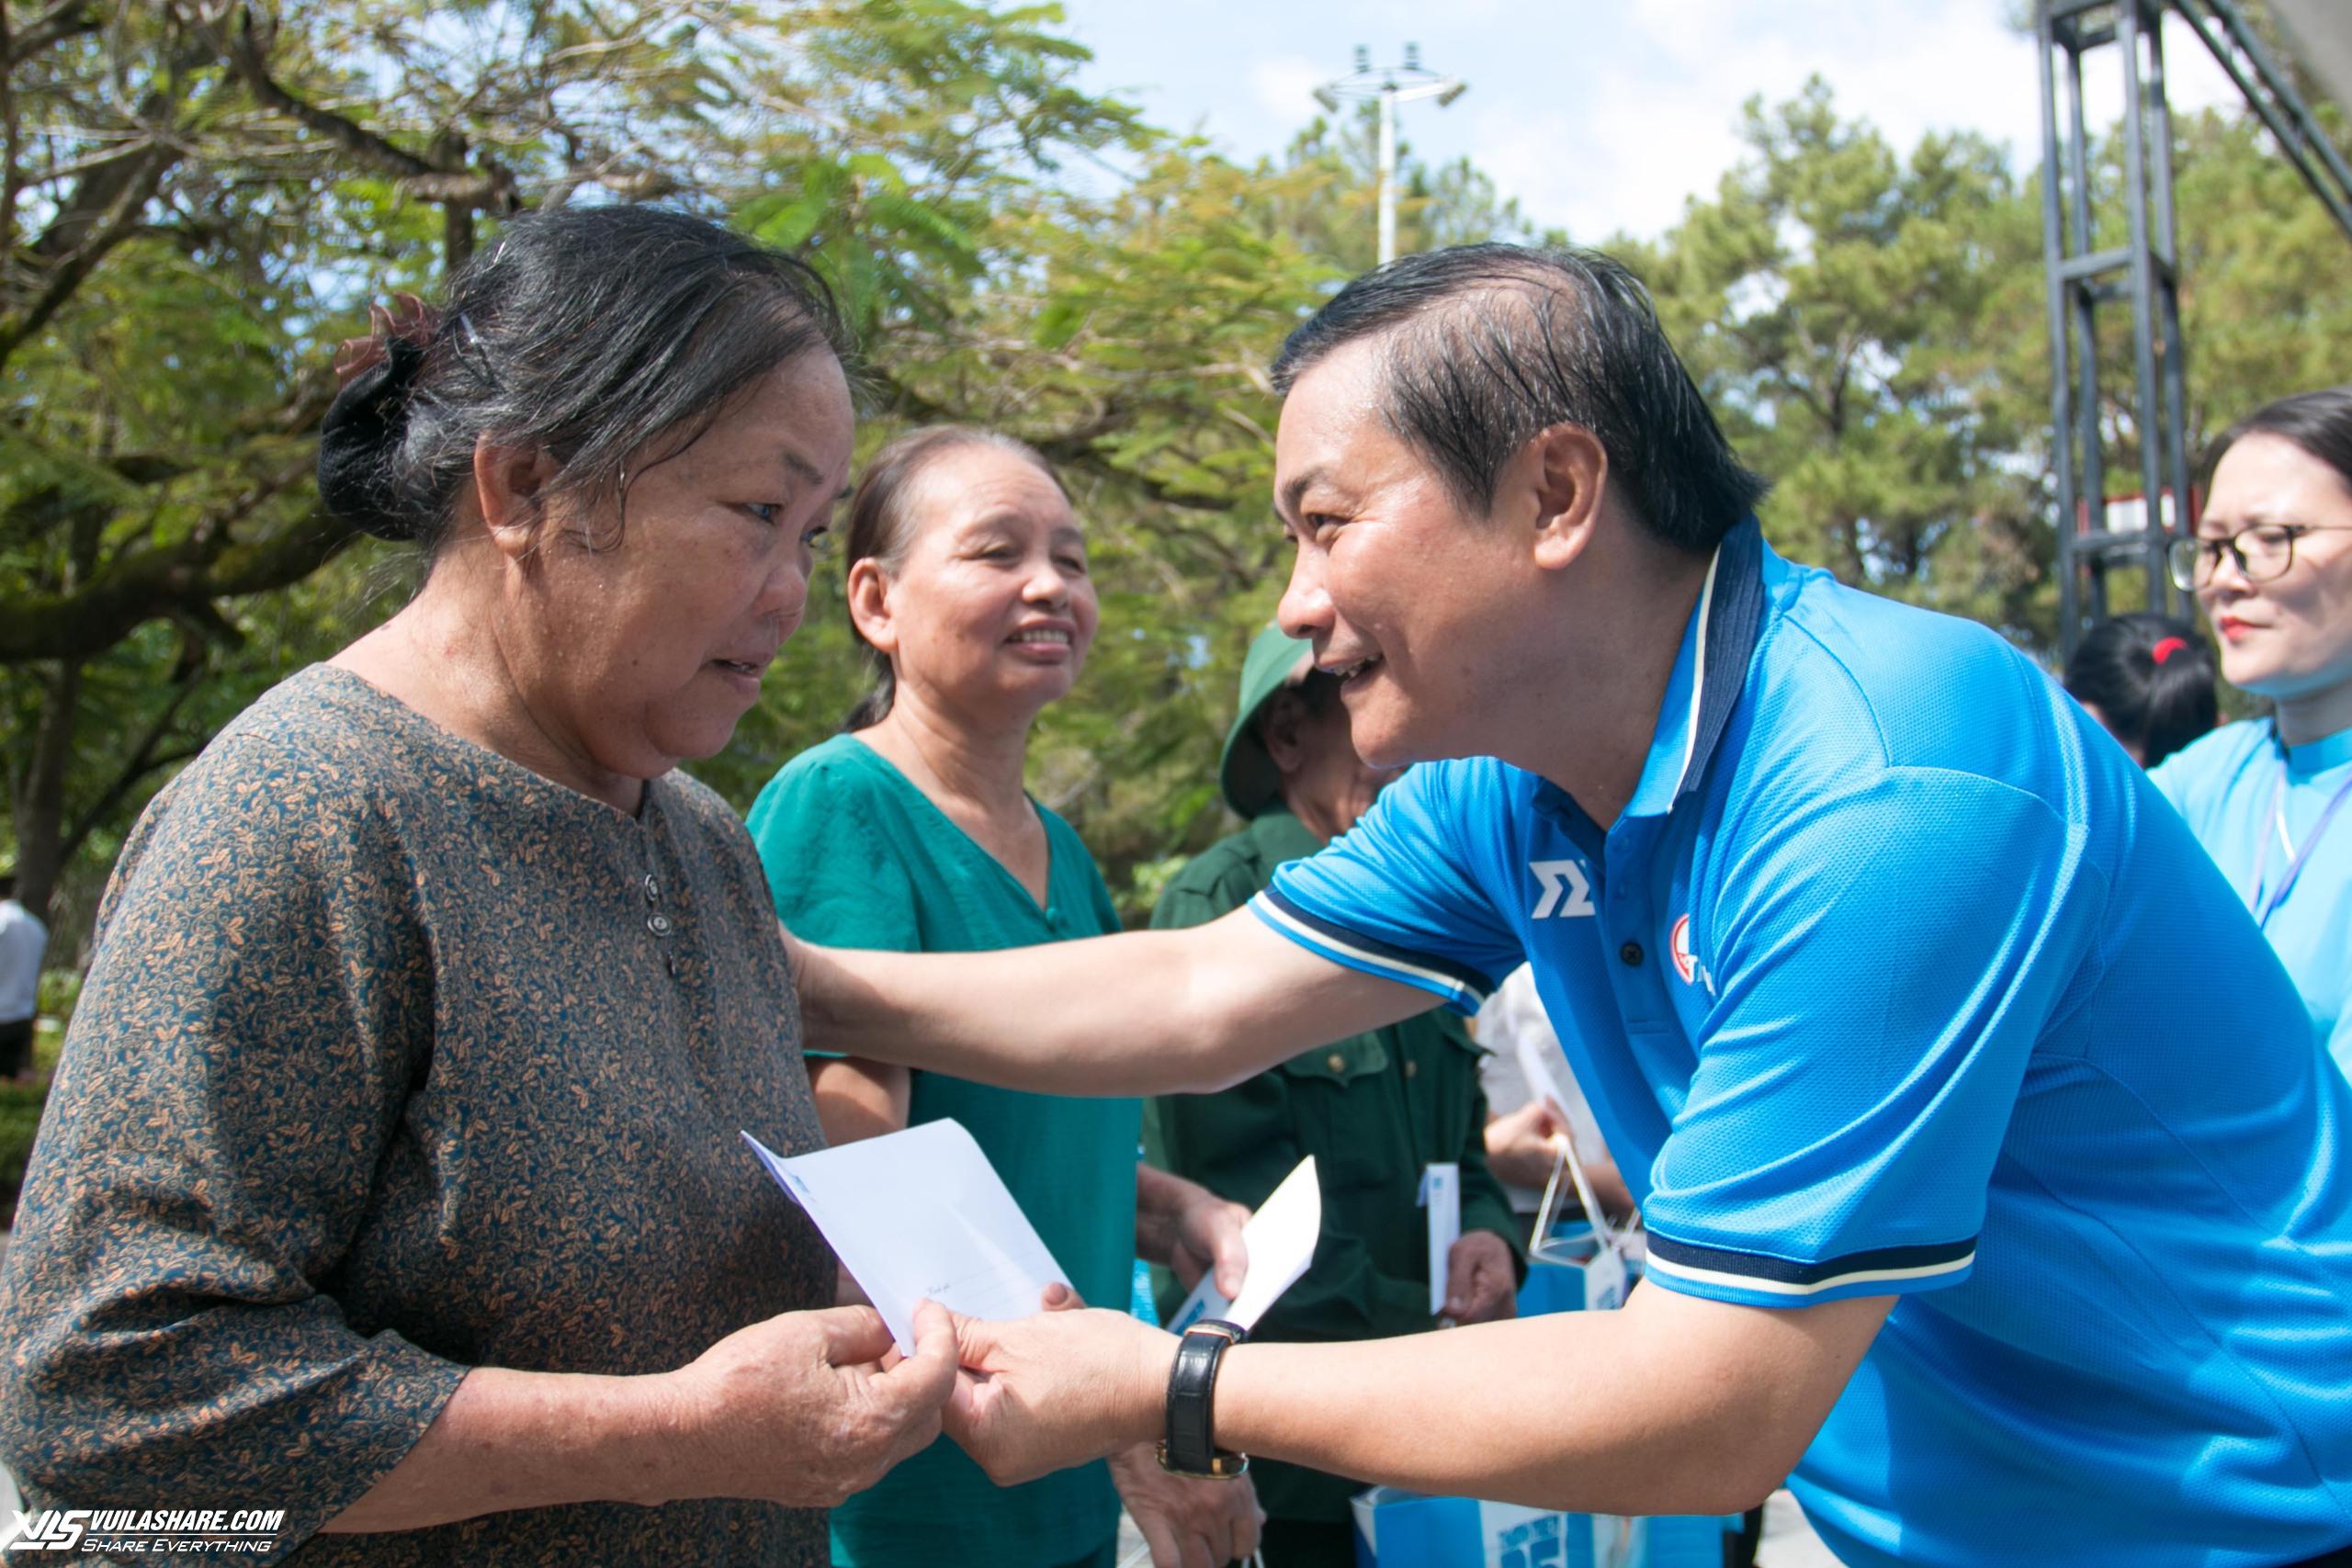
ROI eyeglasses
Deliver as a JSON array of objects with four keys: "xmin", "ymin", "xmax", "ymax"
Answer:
[{"xmin": 2167, "ymin": 524, "xmax": 2352, "ymax": 592}]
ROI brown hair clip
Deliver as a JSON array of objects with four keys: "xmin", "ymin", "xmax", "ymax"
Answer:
[{"xmin": 333, "ymin": 292, "xmax": 440, "ymax": 389}]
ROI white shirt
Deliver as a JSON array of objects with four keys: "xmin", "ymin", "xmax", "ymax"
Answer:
[
  {"xmin": 0, "ymin": 897, "xmax": 50, "ymax": 1023},
  {"xmin": 1475, "ymin": 963, "xmax": 1611, "ymax": 1213}
]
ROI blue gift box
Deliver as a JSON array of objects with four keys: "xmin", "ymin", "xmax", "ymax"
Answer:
[
  {"xmin": 1351, "ymin": 1489, "xmax": 1630, "ymax": 1568},
  {"xmin": 1357, "ymin": 1222, "xmax": 1733, "ymax": 1566}
]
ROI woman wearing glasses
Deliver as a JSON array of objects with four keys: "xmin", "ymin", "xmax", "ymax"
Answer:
[{"xmin": 2154, "ymin": 385, "xmax": 2352, "ymax": 1077}]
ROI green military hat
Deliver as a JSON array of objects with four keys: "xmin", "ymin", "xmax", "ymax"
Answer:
[{"xmin": 1216, "ymin": 623, "xmax": 1318, "ymax": 819}]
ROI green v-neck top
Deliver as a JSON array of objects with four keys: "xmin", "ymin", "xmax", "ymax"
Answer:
[{"xmin": 744, "ymin": 732, "xmax": 1137, "ymax": 1568}]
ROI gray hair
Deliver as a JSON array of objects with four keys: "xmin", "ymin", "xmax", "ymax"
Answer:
[{"xmin": 318, "ymin": 205, "xmax": 849, "ymax": 553}]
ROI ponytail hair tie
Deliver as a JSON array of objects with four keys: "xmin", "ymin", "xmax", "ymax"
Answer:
[{"xmin": 2150, "ymin": 636, "xmax": 2188, "ymax": 665}]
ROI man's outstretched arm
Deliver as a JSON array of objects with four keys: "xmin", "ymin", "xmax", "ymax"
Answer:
[
  {"xmin": 943, "ymin": 1283, "xmax": 1895, "ymax": 1517},
  {"xmin": 788, "ymin": 906, "xmax": 1435, "ymax": 1096}
]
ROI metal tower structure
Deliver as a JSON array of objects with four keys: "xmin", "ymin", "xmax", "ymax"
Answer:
[
  {"xmin": 2038, "ymin": 0, "xmax": 2192, "ymax": 645},
  {"xmin": 2038, "ymin": 0, "xmax": 2352, "ymax": 656}
]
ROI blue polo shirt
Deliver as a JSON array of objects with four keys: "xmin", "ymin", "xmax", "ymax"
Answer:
[
  {"xmin": 2150, "ymin": 717, "xmax": 2352, "ymax": 1077},
  {"xmin": 1251, "ymin": 520, "xmax": 2352, "ymax": 1566}
]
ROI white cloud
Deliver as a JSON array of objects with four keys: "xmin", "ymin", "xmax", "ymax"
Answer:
[
  {"xmin": 1474, "ymin": 1, "xmax": 2254, "ymax": 241},
  {"xmin": 1469, "ymin": 94, "xmax": 1741, "ymax": 243},
  {"xmin": 1250, "ymin": 56, "xmax": 1329, "ymax": 125},
  {"xmin": 1066, "ymin": 2, "xmax": 2267, "ymax": 245}
]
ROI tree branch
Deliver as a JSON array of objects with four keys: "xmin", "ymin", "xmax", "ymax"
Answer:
[
  {"xmin": 0, "ymin": 463, "xmax": 358, "ymax": 664},
  {"xmin": 0, "ymin": 141, "xmax": 176, "ymax": 367},
  {"xmin": 58, "ymin": 659, "xmax": 209, "ymax": 868},
  {"xmin": 219, "ymin": 7, "xmax": 435, "ymax": 181},
  {"xmin": 5, "ymin": 0, "xmax": 101, "ymax": 67},
  {"xmin": 216, "ymin": 6, "xmax": 517, "ymax": 219}
]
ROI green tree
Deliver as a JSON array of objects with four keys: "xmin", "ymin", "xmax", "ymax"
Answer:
[
  {"xmin": 1619, "ymin": 78, "xmax": 2352, "ymax": 652},
  {"xmin": 1621, "ymin": 79, "xmax": 2053, "ymax": 640},
  {"xmin": 716, "ymin": 107, "xmax": 1567, "ymax": 916},
  {"xmin": 2170, "ymin": 106, "xmax": 2352, "ymax": 446},
  {"xmin": 0, "ymin": 0, "xmax": 1137, "ymax": 940}
]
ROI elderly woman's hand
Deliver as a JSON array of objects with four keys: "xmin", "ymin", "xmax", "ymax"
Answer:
[{"xmin": 664, "ymin": 1301, "xmax": 957, "ymax": 1507}]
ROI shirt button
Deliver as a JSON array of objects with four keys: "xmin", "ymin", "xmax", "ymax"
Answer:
[
  {"xmin": 1403, "ymin": 1059, "xmax": 1419, "ymax": 1079},
  {"xmin": 1619, "ymin": 941, "xmax": 1644, "ymax": 966},
  {"xmin": 648, "ymin": 913, "xmax": 673, "ymax": 938},
  {"xmin": 643, "ymin": 874, "xmax": 662, "ymax": 903},
  {"xmin": 1327, "ymin": 1052, "xmax": 1347, "ymax": 1073}
]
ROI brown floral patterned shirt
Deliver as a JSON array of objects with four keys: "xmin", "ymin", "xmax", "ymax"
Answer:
[{"xmin": 0, "ymin": 666, "xmax": 833, "ymax": 1564}]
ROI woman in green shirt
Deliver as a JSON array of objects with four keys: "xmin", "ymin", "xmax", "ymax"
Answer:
[{"xmin": 746, "ymin": 427, "xmax": 1262, "ymax": 1568}]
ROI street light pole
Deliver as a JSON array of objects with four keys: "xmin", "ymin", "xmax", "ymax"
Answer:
[
  {"xmin": 1377, "ymin": 85, "xmax": 1397, "ymax": 265},
  {"xmin": 1315, "ymin": 43, "xmax": 1465, "ymax": 266}
]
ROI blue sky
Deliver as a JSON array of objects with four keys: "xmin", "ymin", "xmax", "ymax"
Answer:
[{"xmin": 1051, "ymin": 0, "xmax": 2245, "ymax": 241}]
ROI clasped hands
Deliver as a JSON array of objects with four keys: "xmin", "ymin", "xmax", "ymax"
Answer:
[
  {"xmin": 937, "ymin": 1225, "xmax": 1515, "ymax": 1486},
  {"xmin": 681, "ymin": 1189, "xmax": 1505, "ymax": 1567}
]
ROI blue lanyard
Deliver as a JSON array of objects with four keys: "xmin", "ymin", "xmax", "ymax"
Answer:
[{"xmin": 2247, "ymin": 748, "xmax": 2352, "ymax": 928}]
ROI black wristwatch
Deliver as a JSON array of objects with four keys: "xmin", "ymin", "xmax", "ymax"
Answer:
[{"xmin": 1157, "ymin": 1318, "xmax": 1250, "ymax": 1479}]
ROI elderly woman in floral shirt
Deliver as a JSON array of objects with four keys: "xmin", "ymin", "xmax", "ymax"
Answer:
[{"xmin": 0, "ymin": 207, "xmax": 952, "ymax": 1565}]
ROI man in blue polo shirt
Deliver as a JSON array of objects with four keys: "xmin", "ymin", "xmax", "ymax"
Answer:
[{"xmin": 793, "ymin": 244, "xmax": 2352, "ymax": 1566}]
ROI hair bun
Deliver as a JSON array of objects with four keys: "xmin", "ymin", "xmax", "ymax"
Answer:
[{"xmin": 318, "ymin": 336, "xmax": 428, "ymax": 540}]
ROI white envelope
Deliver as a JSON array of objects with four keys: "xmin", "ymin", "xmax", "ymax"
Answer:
[
  {"xmin": 1164, "ymin": 1155, "xmax": 1322, "ymax": 1334},
  {"xmin": 742, "ymin": 1119, "xmax": 1070, "ymax": 1354}
]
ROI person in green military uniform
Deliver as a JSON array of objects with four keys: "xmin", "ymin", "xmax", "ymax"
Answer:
[{"xmin": 1145, "ymin": 623, "xmax": 1525, "ymax": 1568}]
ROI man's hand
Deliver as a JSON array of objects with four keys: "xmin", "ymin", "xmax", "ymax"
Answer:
[
  {"xmin": 1483, "ymin": 1100, "xmax": 1568, "ymax": 1190},
  {"xmin": 662, "ymin": 1302, "xmax": 956, "ymax": 1507},
  {"xmin": 944, "ymin": 1307, "xmax": 1176, "ymax": 1487},
  {"xmin": 1136, "ymin": 1164, "xmax": 1251, "ymax": 1297},
  {"xmin": 1442, "ymin": 1231, "xmax": 1519, "ymax": 1325},
  {"xmin": 1109, "ymin": 1445, "xmax": 1264, "ymax": 1568}
]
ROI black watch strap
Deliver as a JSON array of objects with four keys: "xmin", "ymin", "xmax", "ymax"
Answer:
[{"xmin": 1159, "ymin": 1319, "xmax": 1249, "ymax": 1479}]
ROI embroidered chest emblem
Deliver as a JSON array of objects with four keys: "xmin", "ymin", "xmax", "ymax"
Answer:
[{"xmin": 1528, "ymin": 859, "xmax": 1597, "ymax": 919}]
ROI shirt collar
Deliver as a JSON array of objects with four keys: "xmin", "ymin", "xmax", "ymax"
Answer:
[
  {"xmin": 1249, "ymin": 807, "xmax": 1326, "ymax": 861},
  {"xmin": 1528, "ymin": 515, "xmax": 1768, "ymax": 833},
  {"xmin": 2281, "ymin": 719, "xmax": 2352, "ymax": 781}
]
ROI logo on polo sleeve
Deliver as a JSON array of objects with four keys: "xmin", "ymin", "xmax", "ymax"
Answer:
[{"xmin": 1528, "ymin": 860, "xmax": 1596, "ymax": 919}]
